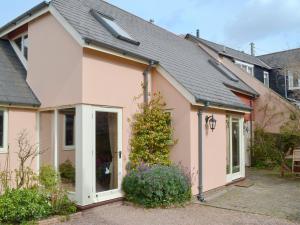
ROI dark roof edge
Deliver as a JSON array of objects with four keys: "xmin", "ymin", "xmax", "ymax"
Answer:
[
  {"xmin": 83, "ymin": 37, "xmax": 158, "ymax": 64},
  {"xmin": 224, "ymin": 83, "xmax": 259, "ymax": 98},
  {"xmin": 196, "ymin": 97, "xmax": 252, "ymax": 112},
  {"xmin": 186, "ymin": 34, "xmax": 271, "ymax": 70},
  {"xmin": 0, "ymin": 1, "xmax": 49, "ymax": 35},
  {"xmin": 0, "ymin": 101, "xmax": 40, "ymax": 108}
]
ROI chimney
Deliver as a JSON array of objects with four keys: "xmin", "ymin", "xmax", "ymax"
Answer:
[
  {"xmin": 196, "ymin": 29, "xmax": 200, "ymax": 38},
  {"xmin": 250, "ymin": 42, "xmax": 255, "ymax": 56},
  {"xmin": 149, "ymin": 19, "xmax": 155, "ymax": 24}
]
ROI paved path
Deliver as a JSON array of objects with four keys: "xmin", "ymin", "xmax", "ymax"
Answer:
[
  {"xmin": 203, "ymin": 169, "xmax": 300, "ymax": 222},
  {"xmin": 62, "ymin": 202, "xmax": 298, "ymax": 225}
]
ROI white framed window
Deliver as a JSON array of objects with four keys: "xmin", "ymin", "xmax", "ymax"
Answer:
[
  {"xmin": 235, "ymin": 60, "xmax": 254, "ymax": 76},
  {"xmin": 9, "ymin": 32, "xmax": 28, "ymax": 70},
  {"xmin": 64, "ymin": 114, "xmax": 75, "ymax": 150},
  {"xmin": 288, "ymin": 71, "xmax": 294, "ymax": 89},
  {"xmin": 263, "ymin": 71, "xmax": 269, "ymax": 87},
  {"xmin": 0, "ymin": 109, "xmax": 8, "ymax": 153},
  {"xmin": 13, "ymin": 33, "xmax": 28, "ymax": 59}
]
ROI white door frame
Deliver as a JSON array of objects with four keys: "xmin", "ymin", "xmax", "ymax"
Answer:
[
  {"xmin": 92, "ymin": 106, "xmax": 123, "ymax": 203},
  {"xmin": 226, "ymin": 116, "xmax": 245, "ymax": 183}
]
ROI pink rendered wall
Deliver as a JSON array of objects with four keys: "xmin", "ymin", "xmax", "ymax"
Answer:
[
  {"xmin": 190, "ymin": 107, "xmax": 227, "ymax": 193},
  {"xmin": 82, "ymin": 49, "xmax": 146, "ymax": 174},
  {"xmin": 152, "ymin": 70, "xmax": 228, "ymax": 194},
  {"xmin": 151, "ymin": 70, "xmax": 192, "ymax": 179},
  {"xmin": 27, "ymin": 13, "xmax": 83, "ymax": 108},
  {"xmin": 0, "ymin": 108, "xmax": 37, "ymax": 173}
]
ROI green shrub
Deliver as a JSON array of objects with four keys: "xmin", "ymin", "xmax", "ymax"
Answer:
[
  {"xmin": 39, "ymin": 166, "xmax": 77, "ymax": 216},
  {"xmin": 252, "ymin": 126, "xmax": 300, "ymax": 171},
  {"xmin": 59, "ymin": 160, "xmax": 75, "ymax": 184},
  {"xmin": 122, "ymin": 165, "xmax": 191, "ymax": 208},
  {"xmin": 129, "ymin": 93, "xmax": 176, "ymax": 169},
  {"xmin": 39, "ymin": 165, "xmax": 59, "ymax": 190},
  {"xmin": 0, "ymin": 188, "xmax": 52, "ymax": 224}
]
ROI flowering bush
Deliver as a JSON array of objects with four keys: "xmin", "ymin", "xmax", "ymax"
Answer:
[
  {"xmin": 122, "ymin": 165, "xmax": 191, "ymax": 208},
  {"xmin": 129, "ymin": 93, "xmax": 176, "ymax": 169}
]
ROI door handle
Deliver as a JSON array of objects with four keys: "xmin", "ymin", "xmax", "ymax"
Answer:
[{"xmin": 119, "ymin": 151, "xmax": 122, "ymax": 159}]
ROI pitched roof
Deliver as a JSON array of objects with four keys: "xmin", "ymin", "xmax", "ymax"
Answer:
[
  {"xmin": 0, "ymin": 39, "xmax": 40, "ymax": 107},
  {"xmin": 186, "ymin": 35, "xmax": 271, "ymax": 70},
  {"xmin": 258, "ymin": 48, "xmax": 300, "ymax": 69},
  {"xmin": 50, "ymin": 0, "xmax": 255, "ymax": 110}
]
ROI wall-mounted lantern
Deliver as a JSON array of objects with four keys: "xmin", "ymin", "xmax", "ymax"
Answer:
[{"xmin": 205, "ymin": 114, "xmax": 217, "ymax": 132}]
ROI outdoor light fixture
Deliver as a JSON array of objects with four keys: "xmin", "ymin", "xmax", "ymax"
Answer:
[{"xmin": 205, "ymin": 114, "xmax": 217, "ymax": 132}]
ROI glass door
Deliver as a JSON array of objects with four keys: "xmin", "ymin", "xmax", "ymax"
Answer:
[
  {"xmin": 226, "ymin": 116, "xmax": 244, "ymax": 182},
  {"xmin": 92, "ymin": 107, "xmax": 122, "ymax": 202}
]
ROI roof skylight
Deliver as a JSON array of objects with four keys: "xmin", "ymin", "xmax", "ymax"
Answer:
[{"xmin": 90, "ymin": 9, "xmax": 140, "ymax": 46}]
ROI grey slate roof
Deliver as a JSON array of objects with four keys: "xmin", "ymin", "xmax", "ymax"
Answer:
[
  {"xmin": 0, "ymin": 39, "xmax": 40, "ymax": 107},
  {"xmin": 51, "ymin": 0, "xmax": 255, "ymax": 110},
  {"xmin": 258, "ymin": 48, "xmax": 300, "ymax": 69},
  {"xmin": 187, "ymin": 35, "xmax": 271, "ymax": 70}
]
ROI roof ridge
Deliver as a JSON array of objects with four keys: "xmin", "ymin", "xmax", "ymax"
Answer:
[{"xmin": 258, "ymin": 47, "xmax": 300, "ymax": 57}]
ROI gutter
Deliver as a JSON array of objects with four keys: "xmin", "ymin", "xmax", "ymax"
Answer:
[
  {"xmin": 84, "ymin": 38, "xmax": 158, "ymax": 65},
  {"xmin": 197, "ymin": 101, "xmax": 210, "ymax": 202},
  {"xmin": 195, "ymin": 97, "xmax": 252, "ymax": 112}
]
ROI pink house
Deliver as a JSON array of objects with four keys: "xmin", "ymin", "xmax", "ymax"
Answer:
[{"xmin": 0, "ymin": 0, "xmax": 263, "ymax": 207}]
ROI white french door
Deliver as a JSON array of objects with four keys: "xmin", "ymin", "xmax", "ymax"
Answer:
[
  {"xmin": 226, "ymin": 116, "xmax": 245, "ymax": 183},
  {"xmin": 92, "ymin": 107, "xmax": 123, "ymax": 202}
]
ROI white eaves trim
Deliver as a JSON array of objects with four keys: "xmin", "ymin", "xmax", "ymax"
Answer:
[{"xmin": 0, "ymin": 7, "xmax": 50, "ymax": 38}]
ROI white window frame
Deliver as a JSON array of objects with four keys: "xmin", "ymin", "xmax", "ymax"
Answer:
[
  {"xmin": 63, "ymin": 114, "xmax": 75, "ymax": 151},
  {"xmin": 288, "ymin": 71, "xmax": 294, "ymax": 90},
  {"xmin": 263, "ymin": 71, "xmax": 269, "ymax": 88},
  {"xmin": 9, "ymin": 32, "xmax": 28, "ymax": 70},
  {"xmin": 235, "ymin": 60, "xmax": 254, "ymax": 76},
  {"xmin": 0, "ymin": 109, "xmax": 8, "ymax": 154}
]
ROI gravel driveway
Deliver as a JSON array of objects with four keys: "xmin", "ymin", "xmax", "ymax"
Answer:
[{"xmin": 62, "ymin": 202, "xmax": 297, "ymax": 225}]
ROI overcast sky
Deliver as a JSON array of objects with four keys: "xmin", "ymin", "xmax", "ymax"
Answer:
[{"xmin": 1, "ymin": 0, "xmax": 299, "ymax": 55}]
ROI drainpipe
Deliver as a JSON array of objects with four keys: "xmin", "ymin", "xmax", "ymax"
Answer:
[
  {"xmin": 197, "ymin": 101, "xmax": 210, "ymax": 202},
  {"xmin": 249, "ymin": 100, "xmax": 254, "ymax": 166},
  {"xmin": 143, "ymin": 61, "xmax": 156, "ymax": 105}
]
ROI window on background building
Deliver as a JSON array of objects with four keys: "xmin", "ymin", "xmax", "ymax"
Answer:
[
  {"xmin": 235, "ymin": 60, "xmax": 254, "ymax": 76},
  {"xmin": 263, "ymin": 71, "xmax": 269, "ymax": 87},
  {"xmin": 13, "ymin": 33, "xmax": 28, "ymax": 60},
  {"xmin": 288, "ymin": 71, "xmax": 294, "ymax": 89},
  {"xmin": 64, "ymin": 114, "xmax": 75, "ymax": 149}
]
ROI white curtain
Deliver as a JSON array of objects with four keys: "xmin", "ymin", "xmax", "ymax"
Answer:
[{"xmin": 107, "ymin": 113, "xmax": 117, "ymax": 189}]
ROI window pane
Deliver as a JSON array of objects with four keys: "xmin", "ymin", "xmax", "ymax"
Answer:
[
  {"xmin": 14, "ymin": 37, "xmax": 22, "ymax": 51},
  {"xmin": 65, "ymin": 114, "xmax": 74, "ymax": 146},
  {"xmin": 23, "ymin": 35, "xmax": 28, "ymax": 59},
  {"xmin": 0, "ymin": 111, "xmax": 3, "ymax": 148}
]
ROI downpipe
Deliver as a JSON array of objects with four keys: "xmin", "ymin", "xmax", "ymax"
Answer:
[{"xmin": 197, "ymin": 102, "xmax": 210, "ymax": 202}]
